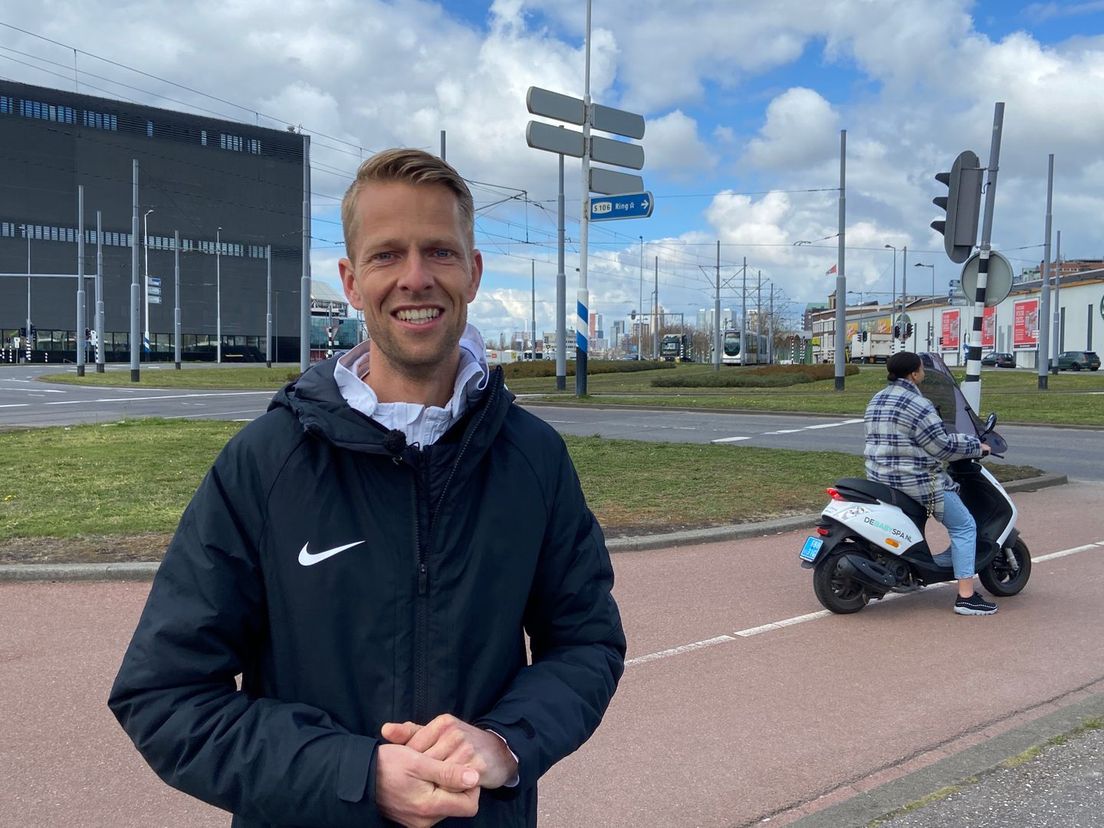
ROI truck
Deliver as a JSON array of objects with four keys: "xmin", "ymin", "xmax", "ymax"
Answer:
[{"xmin": 850, "ymin": 332, "xmax": 893, "ymax": 363}]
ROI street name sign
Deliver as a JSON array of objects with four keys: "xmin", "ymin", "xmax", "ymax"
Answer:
[{"xmin": 590, "ymin": 192, "xmax": 653, "ymax": 221}]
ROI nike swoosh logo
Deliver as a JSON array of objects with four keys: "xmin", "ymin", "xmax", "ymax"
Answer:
[{"xmin": 298, "ymin": 540, "xmax": 366, "ymax": 567}]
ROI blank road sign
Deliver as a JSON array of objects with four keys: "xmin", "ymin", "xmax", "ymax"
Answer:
[
  {"xmin": 589, "ymin": 167, "xmax": 644, "ymax": 195},
  {"xmin": 590, "ymin": 135, "xmax": 644, "ymax": 169},
  {"xmin": 526, "ymin": 86, "xmax": 586, "ymax": 125},
  {"xmin": 526, "ymin": 121, "xmax": 585, "ymax": 158},
  {"xmin": 592, "ymin": 104, "xmax": 646, "ymax": 139}
]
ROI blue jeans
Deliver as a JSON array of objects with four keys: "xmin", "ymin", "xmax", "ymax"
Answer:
[{"xmin": 942, "ymin": 489, "xmax": 977, "ymax": 579}]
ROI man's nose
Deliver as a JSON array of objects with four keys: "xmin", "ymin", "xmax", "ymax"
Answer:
[{"xmin": 396, "ymin": 252, "xmax": 435, "ymax": 292}]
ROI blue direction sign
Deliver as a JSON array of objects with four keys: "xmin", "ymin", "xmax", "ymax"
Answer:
[{"xmin": 589, "ymin": 191, "xmax": 653, "ymax": 221}]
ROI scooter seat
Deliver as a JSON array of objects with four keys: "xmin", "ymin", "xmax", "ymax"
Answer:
[{"xmin": 834, "ymin": 478, "xmax": 929, "ymax": 531}]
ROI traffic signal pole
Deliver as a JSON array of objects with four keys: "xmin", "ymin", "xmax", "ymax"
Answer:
[{"xmin": 962, "ymin": 102, "xmax": 1005, "ymax": 413}]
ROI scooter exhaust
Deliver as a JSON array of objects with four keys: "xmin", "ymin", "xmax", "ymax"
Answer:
[{"xmin": 835, "ymin": 554, "xmax": 897, "ymax": 590}]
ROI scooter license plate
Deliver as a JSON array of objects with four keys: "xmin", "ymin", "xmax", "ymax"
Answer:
[{"xmin": 799, "ymin": 536, "xmax": 823, "ymax": 562}]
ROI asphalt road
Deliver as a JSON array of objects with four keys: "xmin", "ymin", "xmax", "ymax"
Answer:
[
  {"xmin": 2, "ymin": 481, "xmax": 1103, "ymax": 826},
  {"xmin": 6, "ymin": 363, "xmax": 1100, "ymax": 482}
]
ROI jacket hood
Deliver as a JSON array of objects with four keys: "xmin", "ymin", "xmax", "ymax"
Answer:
[{"xmin": 269, "ymin": 357, "xmax": 514, "ymax": 459}]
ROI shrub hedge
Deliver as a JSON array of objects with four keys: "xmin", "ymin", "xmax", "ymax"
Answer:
[
  {"xmin": 651, "ymin": 363, "xmax": 860, "ymax": 388},
  {"xmin": 500, "ymin": 359, "xmax": 674, "ymax": 379}
]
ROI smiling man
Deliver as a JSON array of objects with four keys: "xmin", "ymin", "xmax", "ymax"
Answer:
[{"xmin": 109, "ymin": 149, "xmax": 626, "ymax": 828}]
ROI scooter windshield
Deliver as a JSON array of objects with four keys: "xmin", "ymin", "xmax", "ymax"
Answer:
[{"xmin": 918, "ymin": 352, "xmax": 1008, "ymax": 454}]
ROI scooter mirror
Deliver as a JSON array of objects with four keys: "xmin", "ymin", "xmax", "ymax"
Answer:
[{"xmin": 983, "ymin": 413, "xmax": 998, "ymax": 434}]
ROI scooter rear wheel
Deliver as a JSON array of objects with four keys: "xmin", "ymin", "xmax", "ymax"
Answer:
[
  {"xmin": 813, "ymin": 550, "xmax": 870, "ymax": 614},
  {"xmin": 979, "ymin": 537, "xmax": 1032, "ymax": 596}
]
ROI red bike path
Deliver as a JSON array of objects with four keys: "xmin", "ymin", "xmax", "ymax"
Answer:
[{"xmin": 2, "ymin": 481, "xmax": 1102, "ymax": 827}]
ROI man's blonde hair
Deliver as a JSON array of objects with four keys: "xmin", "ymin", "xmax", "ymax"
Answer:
[{"xmin": 340, "ymin": 148, "xmax": 475, "ymax": 259}]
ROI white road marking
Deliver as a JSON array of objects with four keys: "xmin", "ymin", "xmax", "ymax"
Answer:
[
  {"xmin": 1035, "ymin": 542, "xmax": 1104, "ymax": 562},
  {"xmin": 734, "ymin": 610, "xmax": 832, "ymax": 637},
  {"xmin": 625, "ymin": 636, "xmax": 736, "ymax": 667},
  {"xmin": 0, "ymin": 404, "xmax": 29, "ymax": 409},
  {"xmin": 805, "ymin": 418, "xmax": 864, "ymax": 430},
  {"xmin": 625, "ymin": 539, "xmax": 1104, "ymax": 668},
  {"xmin": 714, "ymin": 417, "xmax": 863, "ymax": 445},
  {"xmin": 43, "ymin": 391, "xmax": 272, "ymax": 406}
]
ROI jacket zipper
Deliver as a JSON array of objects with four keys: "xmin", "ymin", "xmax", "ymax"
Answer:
[
  {"xmin": 413, "ymin": 446, "xmax": 430, "ymax": 723},
  {"xmin": 412, "ymin": 369, "xmax": 502, "ymax": 723},
  {"xmin": 428, "ymin": 371, "xmax": 501, "ymax": 529}
]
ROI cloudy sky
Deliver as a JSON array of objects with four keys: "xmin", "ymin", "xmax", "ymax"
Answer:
[{"xmin": 3, "ymin": 0, "xmax": 1102, "ymax": 342}]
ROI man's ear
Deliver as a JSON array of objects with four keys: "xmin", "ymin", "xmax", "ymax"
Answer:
[
  {"xmin": 338, "ymin": 257, "xmax": 363, "ymax": 310},
  {"xmin": 466, "ymin": 249, "xmax": 483, "ymax": 302}
]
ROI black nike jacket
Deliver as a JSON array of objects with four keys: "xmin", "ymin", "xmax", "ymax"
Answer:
[{"xmin": 108, "ymin": 359, "xmax": 626, "ymax": 827}]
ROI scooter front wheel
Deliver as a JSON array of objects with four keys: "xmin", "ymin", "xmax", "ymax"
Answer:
[
  {"xmin": 813, "ymin": 550, "xmax": 870, "ymax": 614},
  {"xmin": 979, "ymin": 537, "xmax": 1032, "ymax": 596}
]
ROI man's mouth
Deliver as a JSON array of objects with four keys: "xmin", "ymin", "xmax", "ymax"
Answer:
[{"xmin": 394, "ymin": 308, "xmax": 441, "ymax": 325}]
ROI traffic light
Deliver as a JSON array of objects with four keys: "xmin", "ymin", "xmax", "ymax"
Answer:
[
  {"xmin": 893, "ymin": 324, "xmax": 901, "ymax": 339},
  {"xmin": 932, "ymin": 150, "xmax": 983, "ymax": 263},
  {"xmin": 906, "ymin": 323, "xmax": 914, "ymax": 339}
]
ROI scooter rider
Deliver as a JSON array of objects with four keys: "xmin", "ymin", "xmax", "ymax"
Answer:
[{"xmin": 864, "ymin": 352, "xmax": 997, "ymax": 616}]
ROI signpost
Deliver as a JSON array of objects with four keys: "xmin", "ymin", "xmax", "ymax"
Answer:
[
  {"xmin": 148, "ymin": 275, "xmax": 162, "ymax": 304},
  {"xmin": 590, "ymin": 192, "xmax": 653, "ymax": 221},
  {"xmin": 525, "ymin": 36, "xmax": 649, "ymax": 397}
]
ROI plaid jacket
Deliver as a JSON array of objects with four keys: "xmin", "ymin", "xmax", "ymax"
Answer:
[{"xmin": 863, "ymin": 379, "xmax": 983, "ymax": 519}]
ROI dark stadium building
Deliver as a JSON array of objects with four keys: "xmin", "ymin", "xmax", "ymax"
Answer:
[{"xmin": 0, "ymin": 79, "xmax": 312, "ymax": 363}]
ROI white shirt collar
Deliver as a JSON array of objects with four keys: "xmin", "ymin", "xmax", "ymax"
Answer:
[{"xmin": 333, "ymin": 325, "xmax": 489, "ymax": 447}]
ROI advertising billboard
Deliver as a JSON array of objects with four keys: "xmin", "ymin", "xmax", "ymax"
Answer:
[
  {"xmin": 982, "ymin": 305, "xmax": 996, "ymax": 348},
  {"xmin": 941, "ymin": 309, "xmax": 961, "ymax": 350},
  {"xmin": 1013, "ymin": 298, "xmax": 1039, "ymax": 349}
]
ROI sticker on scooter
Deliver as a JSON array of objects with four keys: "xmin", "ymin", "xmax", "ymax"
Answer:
[{"xmin": 862, "ymin": 516, "xmax": 914, "ymax": 545}]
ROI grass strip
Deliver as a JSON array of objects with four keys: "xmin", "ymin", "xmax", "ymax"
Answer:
[{"xmin": 0, "ymin": 419, "xmax": 1042, "ymax": 564}]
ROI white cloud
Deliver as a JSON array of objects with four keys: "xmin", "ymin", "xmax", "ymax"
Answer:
[
  {"xmin": 645, "ymin": 110, "xmax": 716, "ymax": 176},
  {"xmin": 744, "ymin": 87, "xmax": 839, "ymax": 170}
]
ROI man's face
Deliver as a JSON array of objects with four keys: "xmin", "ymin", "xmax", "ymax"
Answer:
[{"xmin": 338, "ymin": 181, "xmax": 482, "ymax": 381}]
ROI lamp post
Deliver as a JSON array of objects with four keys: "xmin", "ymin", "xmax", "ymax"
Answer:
[
  {"xmin": 216, "ymin": 226, "xmax": 222, "ymax": 364},
  {"xmin": 883, "ymin": 244, "xmax": 897, "ymax": 331},
  {"xmin": 914, "ymin": 262, "xmax": 936, "ymax": 351},
  {"xmin": 143, "ymin": 208, "xmax": 154, "ymax": 359}
]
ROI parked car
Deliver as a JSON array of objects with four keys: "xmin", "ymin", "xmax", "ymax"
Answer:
[
  {"xmin": 1056, "ymin": 350, "xmax": 1101, "ymax": 371},
  {"xmin": 981, "ymin": 351, "xmax": 1016, "ymax": 368}
]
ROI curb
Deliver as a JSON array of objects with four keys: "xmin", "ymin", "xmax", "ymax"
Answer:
[
  {"xmin": 0, "ymin": 473, "xmax": 1068, "ymax": 582},
  {"xmin": 788, "ymin": 690, "xmax": 1104, "ymax": 827}
]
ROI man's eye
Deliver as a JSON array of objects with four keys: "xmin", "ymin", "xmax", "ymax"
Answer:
[
  {"xmin": 431, "ymin": 248, "xmax": 456, "ymax": 258},
  {"xmin": 371, "ymin": 251, "xmax": 395, "ymax": 262}
]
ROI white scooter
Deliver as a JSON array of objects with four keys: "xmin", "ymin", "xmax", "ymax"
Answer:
[{"xmin": 799, "ymin": 352, "xmax": 1032, "ymax": 614}]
